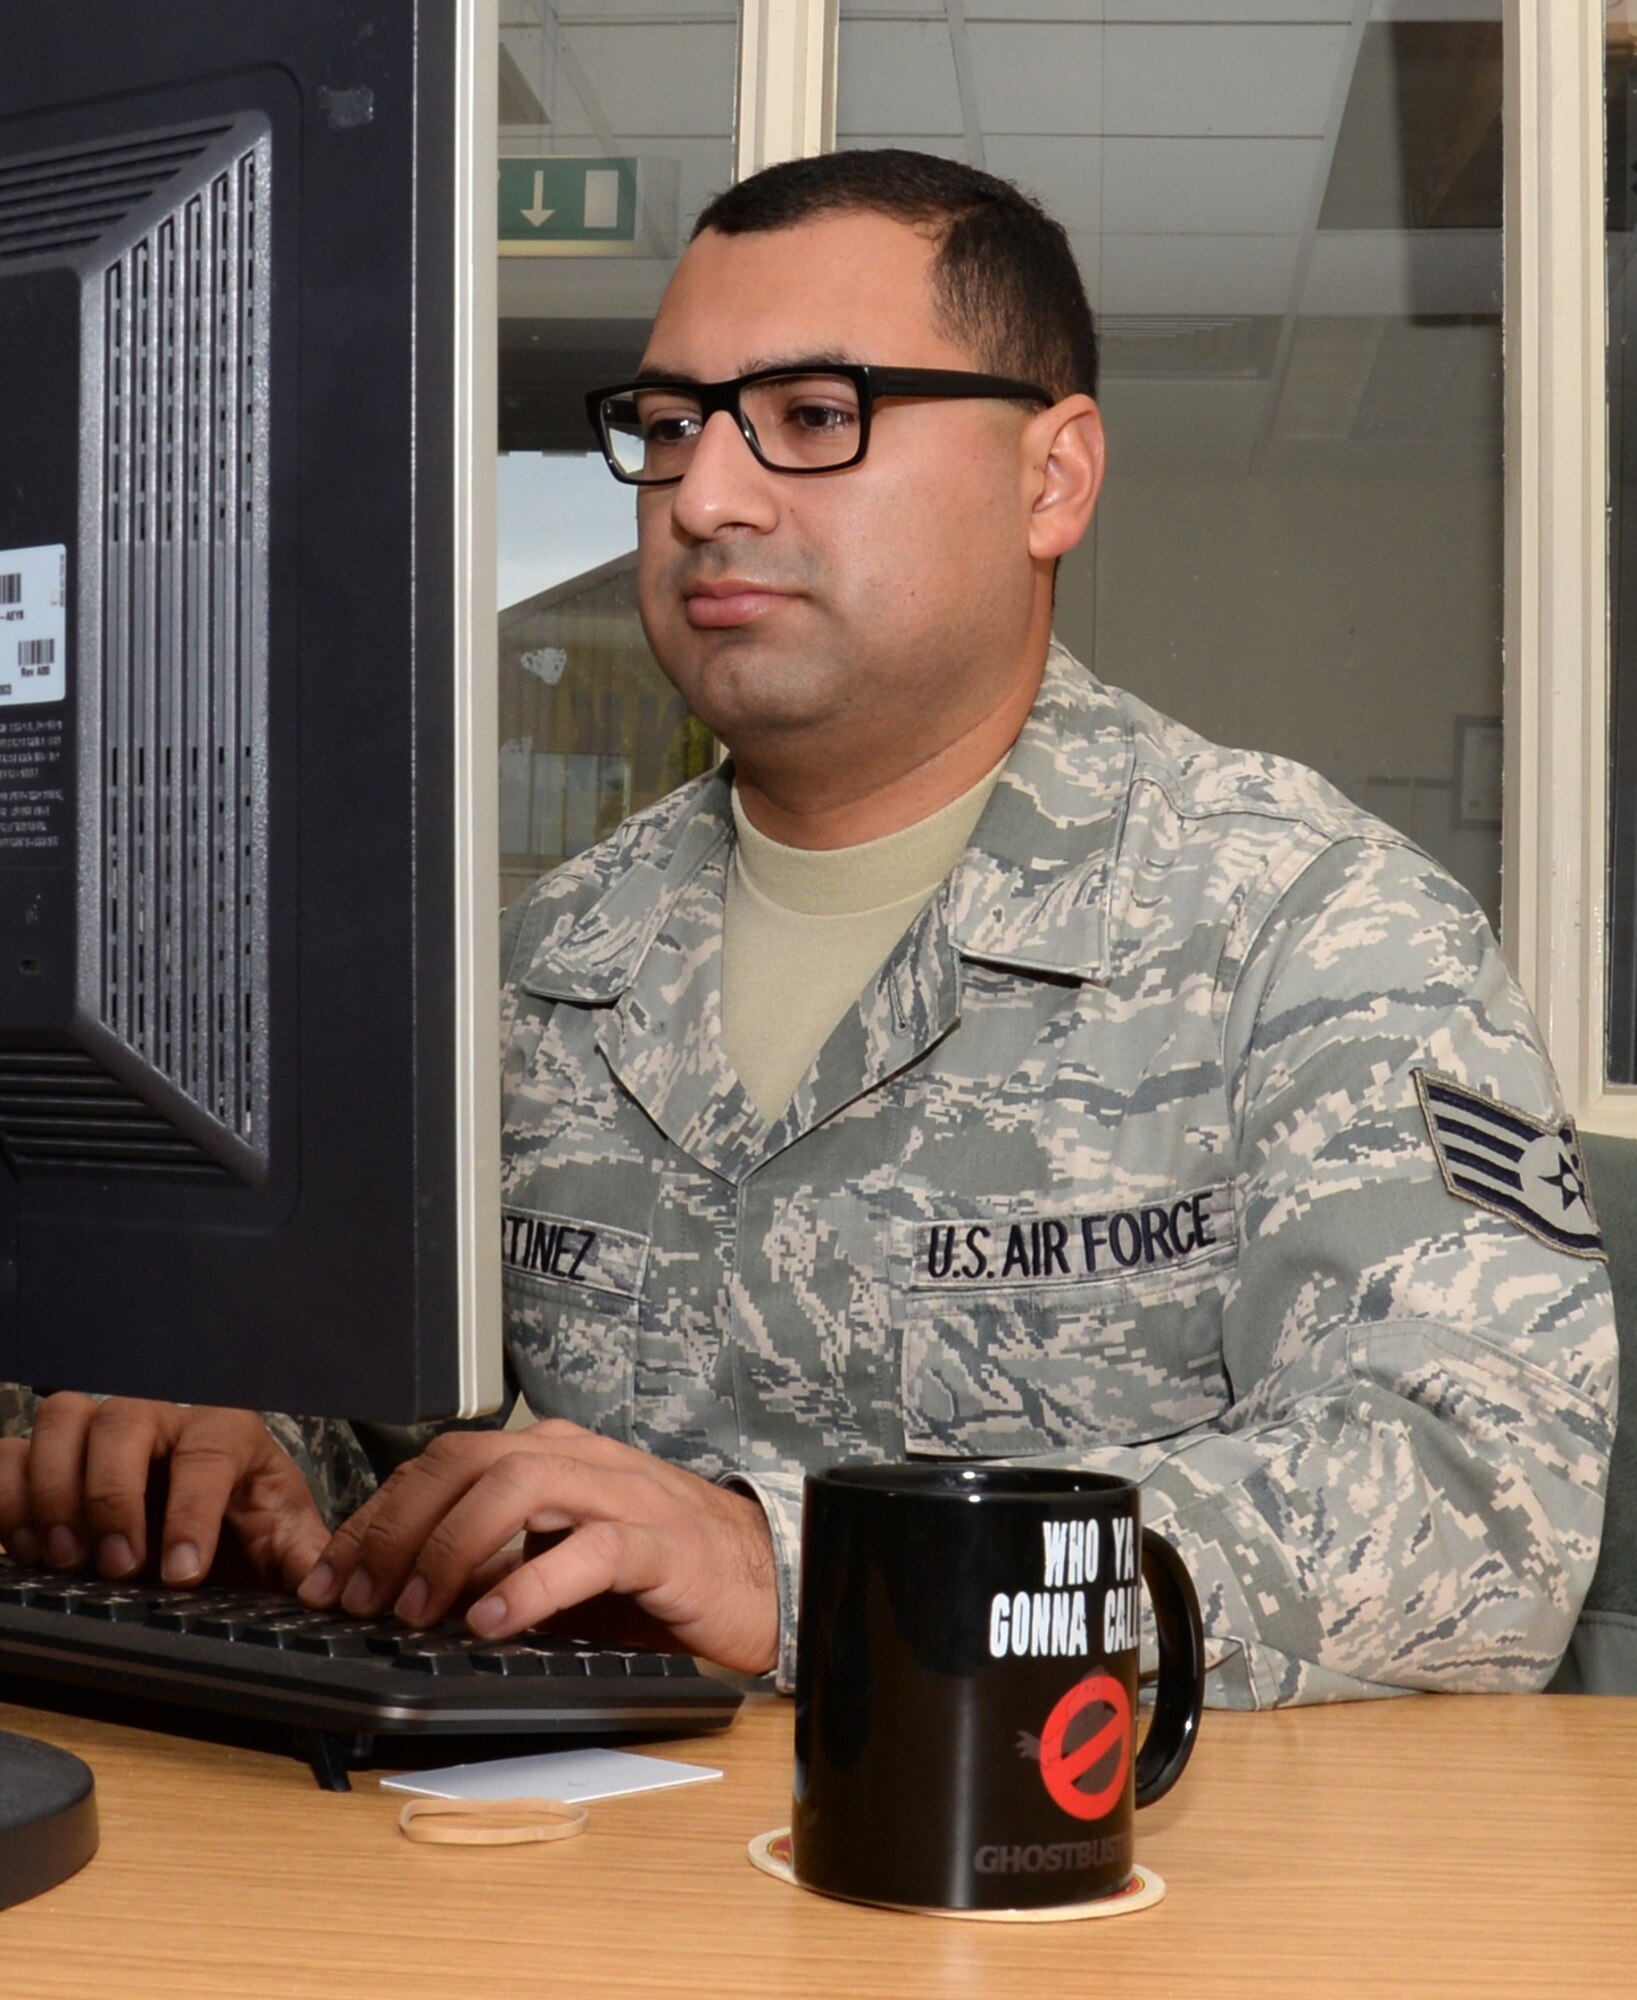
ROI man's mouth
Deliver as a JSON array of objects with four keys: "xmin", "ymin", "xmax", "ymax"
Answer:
[{"xmin": 681, "ymin": 579, "xmax": 793, "ymax": 629}]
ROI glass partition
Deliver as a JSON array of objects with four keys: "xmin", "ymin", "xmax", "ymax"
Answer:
[
  {"xmin": 495, "ymin": 2, "xmax": 735, "ymax": 908},
  {"xmin": 837, "ymin": 2, "xmax": 1505, "ymax": 931}
]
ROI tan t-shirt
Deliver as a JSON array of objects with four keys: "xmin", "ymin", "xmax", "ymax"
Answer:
[{"xmin": 722, "ymin": 762, "xmax": 1004, "ymax": 1123}]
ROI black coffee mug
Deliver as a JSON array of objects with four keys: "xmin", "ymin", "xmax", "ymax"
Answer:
[{"xmin": 792, "ymin": 1463, "xmax": 1204, "ymax": 1913}]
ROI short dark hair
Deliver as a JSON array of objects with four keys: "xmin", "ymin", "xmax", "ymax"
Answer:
[{"xmin": 692, "ymin": 149, "xmax": 1098, "ymax": 403}]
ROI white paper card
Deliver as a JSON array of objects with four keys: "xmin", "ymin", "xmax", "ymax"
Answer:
[{"xmin": 380, "ymin": 1746, "xmax": 723, "ymax": 1804}]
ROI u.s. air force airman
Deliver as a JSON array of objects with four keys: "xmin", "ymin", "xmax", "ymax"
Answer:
[
  {"xmin": 498, "ymin": 643, "xmax": 1616, "ymax": 1703},
  {"xmin": 0, "ymin": 148, "xmax": 1614, "ymax": 1700}
]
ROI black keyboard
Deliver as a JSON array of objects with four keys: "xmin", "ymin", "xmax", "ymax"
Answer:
[{"xmin": 0, "ymin": 1557, "xmax": 742, "ymax": 1788}]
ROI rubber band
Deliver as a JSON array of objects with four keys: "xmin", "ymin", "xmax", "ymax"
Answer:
[{"xmin": 397, "ymin": 1795, "xmax": 589, "ymax": 1847}]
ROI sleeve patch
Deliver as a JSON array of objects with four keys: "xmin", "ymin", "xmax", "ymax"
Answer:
[{"xmin": 1412, "ymin": 1069, "xmax": 1606, "ymax": 1261}]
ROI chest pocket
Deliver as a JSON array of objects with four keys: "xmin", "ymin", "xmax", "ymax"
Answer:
[
  {"xmin": 895, "ymin": 1188, "xmax": 1238, "ymax": 1457},
  {"xmin": 502, "ymin": 1206, "xmax": 650, "ymax": 1440}
]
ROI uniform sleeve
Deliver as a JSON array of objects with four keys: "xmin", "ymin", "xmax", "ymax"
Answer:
[
  {"xmin": 1079, "ymin": 837, "xmax": 1617, "ymax": 1708},
  {"xmin": 719, "ymin": 1468, "xmax": 804, "ymax": 1690}
]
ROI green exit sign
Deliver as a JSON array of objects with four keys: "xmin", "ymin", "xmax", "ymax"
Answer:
[{"xmin": 498, "ymin": 157, "xmax": 675, "ymax": 259}]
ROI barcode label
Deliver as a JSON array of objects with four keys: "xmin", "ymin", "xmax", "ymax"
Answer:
[{"xmin": 0, "ymin": 544, "xmax": 66, "ymax": 709}]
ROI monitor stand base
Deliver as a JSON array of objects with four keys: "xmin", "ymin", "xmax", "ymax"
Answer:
[{"xmin": 0, "ymin": 1729, "xmax": 98, "ymax": 1909}]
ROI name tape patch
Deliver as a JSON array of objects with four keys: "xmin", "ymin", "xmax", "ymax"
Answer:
[
  {"xmin": 1414, "ymin": 1070, "xmax": 1605, "ymax": 1261},
  {"xmin": 911, "ymin": 1185, "xmax": 1234, "ymax": 1291},
  {"xmin": 501, "ymin": 1206, "xmax": 650, "ymax": 1300}
]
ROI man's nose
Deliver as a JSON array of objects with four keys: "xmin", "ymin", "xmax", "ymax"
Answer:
[{"xmin": 666, "ymin": 408, "xmax": 780, "ymax": 538}]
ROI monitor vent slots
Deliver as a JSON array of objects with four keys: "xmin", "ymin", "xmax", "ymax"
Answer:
[
  {"xmin": 0, "ymin": 1050, "xmax": 228, "ymax": 1179},
  {"xmin": 95, "ymin": 128, "xmax": 271, "ymax": 1182},
  {"xmin": 0, "ymin": 126, "xmax": 231, "ymax": 263}
]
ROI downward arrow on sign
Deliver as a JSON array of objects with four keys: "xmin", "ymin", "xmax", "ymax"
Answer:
[{"xmin": 521, "ymin": 169, "xmax": 554, "ymax": 228}]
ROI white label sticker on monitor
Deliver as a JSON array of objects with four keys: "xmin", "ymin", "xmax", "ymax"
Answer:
[{"xmin": 0, "ymin": 544, "xmax": 67, "ymax": 708}]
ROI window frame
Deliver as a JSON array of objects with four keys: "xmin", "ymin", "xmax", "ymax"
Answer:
[{"xmin": 1504, "ymin": 0, "xmax": 1627, "ymax": 1131}]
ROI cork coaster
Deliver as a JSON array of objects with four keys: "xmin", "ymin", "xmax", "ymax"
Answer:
[{"xmin": 747, "ymin": 1829, "xmax": 1165, "ymax": 1923}]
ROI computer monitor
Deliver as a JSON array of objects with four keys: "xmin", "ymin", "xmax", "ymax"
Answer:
[{"xmin": 0, "ymin": 0, "xmax": 502, "ymax": 1423}]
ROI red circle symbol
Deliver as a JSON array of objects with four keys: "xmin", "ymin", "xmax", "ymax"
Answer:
[{"xmin": 1038, "ymin": 1673, "xmax": 1132, "ymax": 1822}]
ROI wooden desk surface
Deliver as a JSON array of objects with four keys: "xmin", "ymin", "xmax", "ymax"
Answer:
[{"xmin": 3, "ymin": 1692, "xmax": 1634, "ymax": 2000}]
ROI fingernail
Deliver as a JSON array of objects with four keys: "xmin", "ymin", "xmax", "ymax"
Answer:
[
  {"xmin": 8, "ymin": 1526, "xmax": 41, "ymax": 1566},
  {"xmin": 469, "ymin": 1595, "xmax": 506, "ymax": 1635},
  {"xmin": 340, "ymin": 1568, "xmax": 375, "ymax": 1615},
  {"xmin": 162, "ymin": 1541, "xmax": 201, "ymax": 1586},
  {"xmin": 298, "ymin": 1561, "xmax": 335, "ymax": 1606},
  {"xmin": 395, "ymin": 1576, "xmax": 429, "ymax": 1625},
  {"xmin": 46, "ymin": 1525, "xmax": 86, "ymax": 1569},
  {"xmin": 99, "ymin": 1533, "xmax": 137, "ymax": 1577}
]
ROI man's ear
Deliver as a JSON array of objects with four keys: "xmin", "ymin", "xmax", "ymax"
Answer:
[{"xmin": 1023, "ymin": 396, "xmax": 1105, "ymax": 562}]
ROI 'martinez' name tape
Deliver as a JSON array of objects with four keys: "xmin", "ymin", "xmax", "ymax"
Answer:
[
  {"xmin": 501, "ymin": 1205, "xmax": 650, "ymax": 1299},
  {"xmin": 910, "ymin": 1186, "xmax": 1233, "ymax": 1292}
]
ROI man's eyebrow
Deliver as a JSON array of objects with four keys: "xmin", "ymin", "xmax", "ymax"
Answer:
[{"xmin": 631, "ymin": 350, "xmax": 869, "ymax": 386}]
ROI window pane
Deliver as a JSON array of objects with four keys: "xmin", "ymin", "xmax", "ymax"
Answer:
[
  {"xmin": 837, "ymin": 5, "xmax": 1504, "ymax": 933},
  {"xmin": 496, "ymin": 2, "xmax": 735, "ymax": 908}
]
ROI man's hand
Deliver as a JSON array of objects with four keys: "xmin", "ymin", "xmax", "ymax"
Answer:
[
  {"xmin": 297, "ymin": 1419, "xmax": 780, "ymax": 1676},
  {"xmin": 0, "ymin": 1394, "xmax": 328, "ymax": 1592}
]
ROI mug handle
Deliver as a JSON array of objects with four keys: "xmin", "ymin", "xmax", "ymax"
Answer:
[{"xmin": 1134, "ymin": 1526, "xmax": 1206, "ymax": 1808}]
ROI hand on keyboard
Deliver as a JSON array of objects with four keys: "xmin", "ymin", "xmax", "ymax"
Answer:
[
  {"xmin": 297, "ymin": 1418, "xmax": 780, "ymax": 1678},
  {"xmin": 0, "ymin": 1395, "xmax": 328, "ymax": 1593}
]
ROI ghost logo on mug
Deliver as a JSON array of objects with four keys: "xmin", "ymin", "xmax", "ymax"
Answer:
[
  {"xmin": 1038, "ymin": 1673, "xmax": 1131, "ymax": 1821},
  {"xmin": 792, "ymin": 1464, "xmax": 1205, "ymax": 1914}
]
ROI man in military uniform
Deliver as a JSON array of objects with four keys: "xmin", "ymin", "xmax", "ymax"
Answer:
[{"xmin": 0, "ymin": 151, "xmax": 1616, "ymax": 1705}]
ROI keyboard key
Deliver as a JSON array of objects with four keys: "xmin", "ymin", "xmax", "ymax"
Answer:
[
  {"xmin": 391, "ymin": 1640, "xmax": 476, "ymax": 1676},
  {"xmin": 288, "ymin": 1628, "xmax": 375, "ymax": 1658},
  {"xmin": 241, "ymin": 1615, "xmax": 341, "ymax": 1648},
  {"xmin": 470, "ymin": 1646, "xmax": 550, "ymax": 1677},
  {"xmin": 196, "ymin": 1613, "xmax": 272, "ymax": 1640},
  {"xmin": 30, "ymin": 1586, "xmax": 95, "ymax": 1613},
  {"xmin": 76, "ymin": 1594, "xmax": 152, "ymax": 1624}
]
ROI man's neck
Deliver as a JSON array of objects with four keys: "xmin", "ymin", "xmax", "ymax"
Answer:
[{"xmin": 730, "ymin": 658, "xmax": 1044, "ymax": 851}]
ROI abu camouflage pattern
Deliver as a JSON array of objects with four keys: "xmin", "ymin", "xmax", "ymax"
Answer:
[
  {"xmin": 499, "ymin": 646, "xmax": 1617, "ymax": 1707},
  {"xmin": 0, "ymin": 1383, "xmax": 38, "ymax": 1440},
  {"xmin": 261, "ymin": 1412, "xmax": 380, "ymax": 1528}
]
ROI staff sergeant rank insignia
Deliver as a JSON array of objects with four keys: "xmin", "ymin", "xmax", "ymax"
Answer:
[{"xmin": 1413, "ymin": 1070, "xmax": 1605, "ymax": 1261}]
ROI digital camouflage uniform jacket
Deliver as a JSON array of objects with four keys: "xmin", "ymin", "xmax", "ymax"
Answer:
[{"xmin": 498, "ymin": 646, "xmax": 1618, "ymax": 1707}]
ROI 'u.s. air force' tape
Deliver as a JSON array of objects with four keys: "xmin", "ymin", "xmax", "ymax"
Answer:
[{"xmin": 1413, "ymin": 1070, "xmax": 1605, "ymax": 1260}]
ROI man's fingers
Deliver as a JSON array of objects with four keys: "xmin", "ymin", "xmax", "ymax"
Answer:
[
  {"xmin": 466, "ymin": 1519, "xmax": 641, "ymax": 1640},
  {"xmin": 155, "ymin": 1429, "xmax": 256, "ymax": 1585},
  {"xmin": 159, "ymin": 1410, "xmax": 324, "ymax": 1590},
  {"xmin": 21, "ymin": 1394, "xmax": 101, "ymax": 1568},
  {"xmin": 270, "ymin": 1513, "xmax": 334, "ymax": 1596},
  {"xmin": 300, "ymin": 1436, "xmax": 512, "ymax": 1615},
  {"xmin": 392, "ymin": 1450, "xmax": 637, "ymax": 1630},
  {"xmin": 81, "ymin": 1400, "xmax": 181, "ymax": 1576},
  {"xmin": 0, "ymin": 1437, "xmax": 37, "ymax": 1563}
]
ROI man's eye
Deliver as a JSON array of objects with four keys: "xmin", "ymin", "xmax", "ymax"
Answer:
[
  {"xmin": 787, "ymin": 402, "xmax": 854, "ymax": 433},
  {"xmin": 640, "ymin": 410, "xmax": 703, "ymax": 446}
]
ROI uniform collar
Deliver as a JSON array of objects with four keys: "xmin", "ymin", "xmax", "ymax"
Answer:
[
  {"xmin": 518, "ymin": 769, "xmax": 735, "ymax": 1005},
  {"xmin": 519, "ymin": 643, "xmax": 1127, "ymax": 1005},
  {"xmin": 941, "ymin": 645, "xmax": 1128, "ymax": 981}
]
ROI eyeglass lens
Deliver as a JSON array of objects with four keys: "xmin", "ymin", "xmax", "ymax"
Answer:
[{"xmin": 603, "ymin": 373, "xmax": 863, "ymax": 481}]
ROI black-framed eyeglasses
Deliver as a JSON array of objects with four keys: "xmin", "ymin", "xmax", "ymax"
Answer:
[{"xmin": 585, "ymin": 364, "xmax": 1052, "ymax": 486}]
